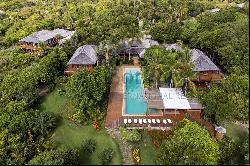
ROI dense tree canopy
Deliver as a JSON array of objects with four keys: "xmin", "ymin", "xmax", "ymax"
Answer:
[
  {"xmin": 0, "ymin": 0, "xmax": 248, "ymax": 164},
  {"xmin": 197, "ymin": 72, "xmax": 249, "ymax": 123},
  {"xmin": 155, "ymin": 119, "xmax": 220, "ymax": 165},
  {"xmin": 65, "ymin": 65, "xmax": 114, "ymax": 123},
  {"xmin": 150, "ymin": 21, "xmax": 182, "ymax": 43},
  {"xmin": 181, "ymin": 7, "xmax": 249, "ymax": 74},
  {"xmin": 0, "ymin": 101, "xmax": 57, "ymax": 165}
]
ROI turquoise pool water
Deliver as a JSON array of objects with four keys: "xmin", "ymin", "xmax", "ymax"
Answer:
[{"xmin": 125, "ymin": 68, "xmax": 147, "ymax": 114}]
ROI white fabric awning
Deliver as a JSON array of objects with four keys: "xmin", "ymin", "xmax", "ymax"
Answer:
[{"xmin": 159, "ymin": 88, "xmax": 191, "ymax": 109}]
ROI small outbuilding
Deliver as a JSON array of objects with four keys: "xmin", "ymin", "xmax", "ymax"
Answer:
[
  {"xmin": 215, "ymin": 126, "xmax": 226, "ymax": 140},
  {"xmin": 145, "ymin": 88, "xmax": 202, "ymax": 121},
  {"xmin": 19, "ymin": 28, "xmax": 75, "ymax": 51},
  {"xmin": 190, "ymin": 49, "xmax": 224, "ymax": 82},
  {"xmin": 64, "ymin": 45, "xmax": 98, "ymax": 75}
]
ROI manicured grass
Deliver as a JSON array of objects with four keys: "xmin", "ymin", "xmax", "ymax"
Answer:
[
  {"xmin": 223, "ymin": 121, "xmax": 248, "ymax": 143},
  {"xmin": 139, "ymin": 132, "xmax": 158, "ymax": 165},
  {"xmin": 39, "ymin": 90, "xmax": 68, "ymax": 114},
  {"xmin": 39, "ymin": 89, "xmax": 122, "ymax": 165}
]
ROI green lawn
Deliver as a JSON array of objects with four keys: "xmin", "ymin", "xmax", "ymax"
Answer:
[
  {"xmin": 223, "ymin": 121, "xmax": 249, "ymax": 143},
  {"xmin": 39, "ymin": 89, "xmax": 122, "ymax": 165},
  {"xmin": 139, "ymin": 132, "xmax": 158, "ymax": 165}
]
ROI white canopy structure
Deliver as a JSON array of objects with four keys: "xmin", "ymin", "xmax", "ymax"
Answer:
[{"xmin": 159, "ymin": 88, "xmax": 191, "ymax": 109}]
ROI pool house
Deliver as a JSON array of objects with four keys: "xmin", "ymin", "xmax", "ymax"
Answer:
[{"xmin": 145, "ymin": 88, "xmax": 202, "ymax": 120}]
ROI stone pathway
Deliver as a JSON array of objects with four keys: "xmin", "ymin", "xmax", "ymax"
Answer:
[{"xmin": 107, "ymin": 128, "xmax": 134, "ymax": 165}]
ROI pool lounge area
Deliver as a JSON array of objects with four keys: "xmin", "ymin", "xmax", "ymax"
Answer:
[{"xmin": 105, "ymin": 65, "xmax": 202, "ymax": 129}]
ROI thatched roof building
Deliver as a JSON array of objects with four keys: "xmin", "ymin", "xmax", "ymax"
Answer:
[
  {"xmin": 67, "ymin": 45, "xmax": 98, "ymax": 65},
  {"xmin": 190, "ymin": 49, "xmax": 220, "ymax": 72}
]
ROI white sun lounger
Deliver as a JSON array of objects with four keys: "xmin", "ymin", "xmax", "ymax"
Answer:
[
  {"xmin": 143, "ymin": 119, "xmax": 147, "ymax": 123},
  {"xmin": 148, "ymin": 119, "xmax": 151, "ymax": 123},
  {"xmin": 134, "ymin": 119, "xmax": 138, "ymax": 123},
  {"xmin": 152, "ymin": 119, "xmax": 156, "ymax": 124},
  {"xmin": 163, "ymin": 119, "xmax": 167, "ymax": 124},
  {"xmin": 167, "ymin": 119, "xmax": 172, "ymax": 123},
  {"xmin": 124, "ymin": 119, "xmax": 127, "ymax": 124},
  {"xmin": 156, "ymin": 119, "xmax": 161, "ymax": 123},
  {"xmin": 139, "ymin": 119, "xmax": 143, "ymax": 124},
  {"xmin": 128, "ymin": 119, "xmax": 132, "ymax": 123}
]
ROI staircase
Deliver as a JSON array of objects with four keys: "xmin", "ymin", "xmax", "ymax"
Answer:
[{"xmin": 110, "ymin": 117, "xmax": 124, "ymax": 129}]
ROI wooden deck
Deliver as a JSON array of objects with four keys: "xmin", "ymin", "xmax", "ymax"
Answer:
[{"xmin": 105, "ymin": 65, "xmax": 138, "ymax": 128}]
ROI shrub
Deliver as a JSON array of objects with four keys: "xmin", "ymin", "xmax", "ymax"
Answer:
[
  {"xmin": 92, "ymin": 117, "xmax": 100, "ymax": 130},
  {"xmin": 218, "ymin": 136, "xmax": 238, "ymax": 165},
  {"xmin": 147, "ymin": 130, "xmax": 172, "ymax": 148},
  {"xmin": 241, "ymin": 136, "xmax": 249, "ymax": 164},
  {"xmin": 82, "ymin": 139, "xmax": 97, "ymax": 154},
  {"xmin": 119, "ymin": 127, "xmax": 141, "ymax": 142},
  {"xmin": 55, "ymin": 76, "xmax": 68, "ymax": 95},
  {"xmin": 98, "ymin": 148, "xmax": 114, "ymax": 165}
]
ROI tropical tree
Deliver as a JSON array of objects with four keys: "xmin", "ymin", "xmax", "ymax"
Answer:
[
  {"xmin": 155, "ymin": 119, "xmax": 220, "ymax": 165},
  {"xmin": 143, "ymin": 46, "xmax": 195, "ymax": 89}
]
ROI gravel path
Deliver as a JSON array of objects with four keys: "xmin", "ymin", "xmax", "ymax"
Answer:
[{"xmin": 107, "ymin": 128, "xmax": 134, "ymax": 165}]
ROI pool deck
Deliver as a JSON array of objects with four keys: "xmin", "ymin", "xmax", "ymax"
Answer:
[{"xmin": 105, "ymin": 65, "xmax": 140, "ymax": 128}]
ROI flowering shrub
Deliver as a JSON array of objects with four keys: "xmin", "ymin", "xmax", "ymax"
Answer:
[
  {"xmin": 132, "ymin": 147, "xmax": 140, "ymax": 165},
  {"xmin": 147, "ymin": 130, "xmax": 172, "ymax": 148},
  {"xmin": 92, "ymin": 117, "xmax": 99, "ymax": 130},
  {"xmin": 70, "ymin": 110, "xmax": 84, "ymax": 124}
]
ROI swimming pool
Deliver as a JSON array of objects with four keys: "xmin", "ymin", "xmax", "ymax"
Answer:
[{"xmin": 124, "ymin": 68, "xmax": 147, "ymax": 115}]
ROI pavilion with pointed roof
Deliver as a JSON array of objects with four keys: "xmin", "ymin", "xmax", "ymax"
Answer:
[
  {"xmin": 64, "ymin": 45, "xmax": 98, "ymax": 75},
  {"xmin": 116, "ymin": 35, "xmax": 159, "ymax": 59}
]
